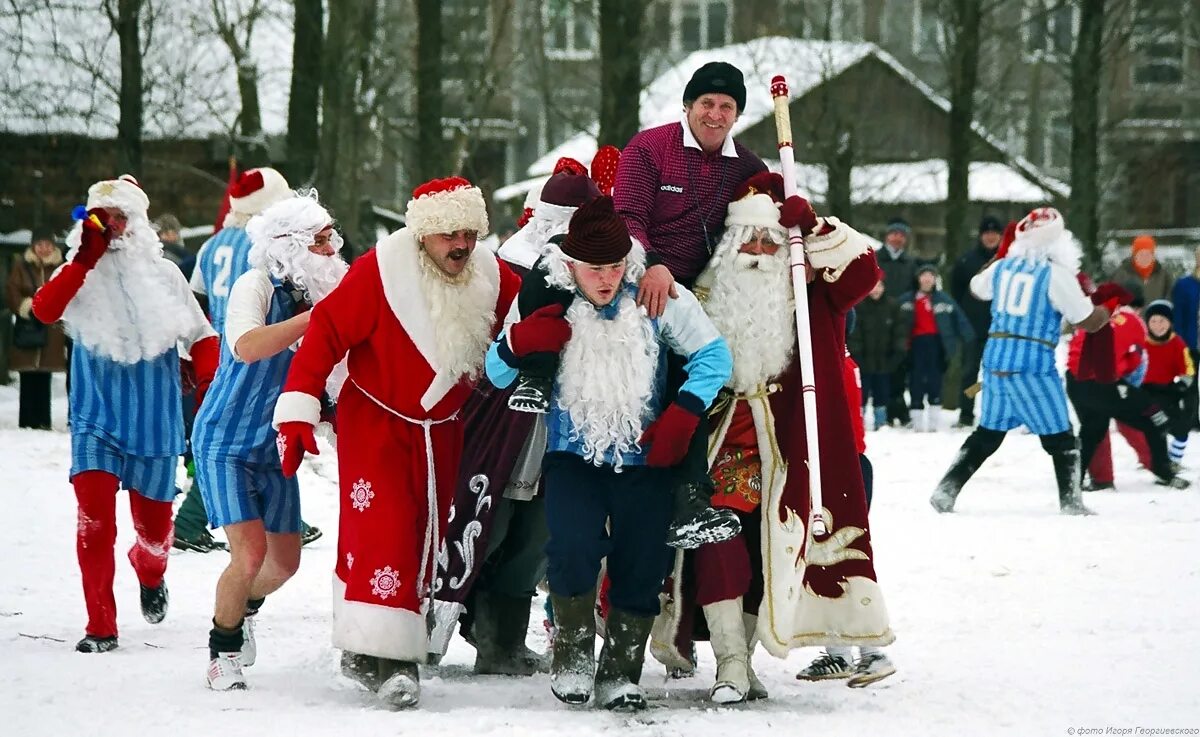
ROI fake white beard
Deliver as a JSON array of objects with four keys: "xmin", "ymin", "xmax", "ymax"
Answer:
[
  {"xmin": 417, "ymin": 249, "xmax": 496, "ymax": 380},
  {"xmin": 704, "ymin": 249, "xmax": 797, "ymax": 393},
  {"xmin": 556, "ymin": 294, "xmax": 659, "ymax": 469},
  {"xmin": 1008, "ymin": 233, "xmax": 1082, "ymax": 272},
  {"xmin": 61, "ymin": 218, "xmax": 205, "ymax": 364},
  {"xmin": 273, "ymin": 249, "xmax": 348, "ymax": 304}
]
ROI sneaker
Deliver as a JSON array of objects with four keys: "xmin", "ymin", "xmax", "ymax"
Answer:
[
  {"xmin": 847, "ymin": 651, "xmax": 896, "ymax": 688},
  {"xmin": 300, "ymin": 523, "xmax": 323, "ymax": 546},
  {"xmin": 75, "ymin": 635, "xmax": 118, "ymax": 653},
  {"xmin": 1155, "ymin": 476, "xmax": 1191, "ymax": 490},
  {"xmin": 172, "ymin": 529, "xmax": 227, "ymax": 553},
  {"xmin": 241, "ymin": 615, "xmax": 257, "ymax": 667},
  {"xmin": 666, "ymin": 507, "xmax": 742, "ymax": 549},
  {"xmin": 207, "ymin": 652, "xmax": 247, "ymax": 691},
  {"xmin": 795, "ymin": 651, "xmax": 851, "ymax": 681},
  {"xmin": 1082, "ymin": 479, "xmax": 1115, "ymax": 492},
  {"xmin": 140, "ymin": 582, "xmax": 169, "ymax": 624},
  {"xmin": 508, "ymin": 375, "xmax": 551, "ymax": 414}
]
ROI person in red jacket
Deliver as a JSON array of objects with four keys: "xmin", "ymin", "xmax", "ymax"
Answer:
[{"xmin": 1141, "ymin": 299, "xmax": 1195, "ymax": 467}]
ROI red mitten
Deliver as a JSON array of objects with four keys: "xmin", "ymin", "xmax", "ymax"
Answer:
[
  {"xmin": 1090, "ymin": 282, "xmax": 1133, "ymax": 311},
  {"xmin": 639, "ymin": 401, "xmax": 701, "ymax": 467},
  {"xmin": 508, "ymin": 304, "xmax": 572, "ymax": 356},
  {"xmin": 75, "ymin": 208, "xmax": 114, "ymax": 269},
  {"xmin": 1077, "ymin": 324, "xmax": 1117, "ymax": 383},
  {"xmin": 277, "ymin": 421, "xmax": 319, "ymax": 478},
  {"xmin": 32, "ymin": 262, "xmax": 88, "ymax": 323},
  {"xmin": 189, "ymin": 336, "xmax": 220, "ymax": 408},
  {"xmin": 995, "ymin": 220, "xmax": 1018, "ymax": 259},
  {"xmin": 779, "ymin": 195, "xmax": 818, "ymax": 236}
]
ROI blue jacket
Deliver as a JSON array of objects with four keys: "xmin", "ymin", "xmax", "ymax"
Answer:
[
  {"xmin": 1171, "ymin": 275, "xmax": 1200, "ymax": 350},
  {"xmin": 898, "ymin": 288, "xmax": 976, "ymax": 359}
]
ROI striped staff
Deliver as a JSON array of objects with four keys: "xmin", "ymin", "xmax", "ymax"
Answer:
[{"xmin": 770, "ymin": 74, "xmax": 826, "ymax": 537}]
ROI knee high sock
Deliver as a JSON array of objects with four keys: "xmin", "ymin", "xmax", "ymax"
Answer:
[
  {"xmin": 127, "ymin": 491, "xmax": 174, "ymax": 588},
  {"xmin": 74, "ymin": 471, "xmax": 119, "ymax": 637}
]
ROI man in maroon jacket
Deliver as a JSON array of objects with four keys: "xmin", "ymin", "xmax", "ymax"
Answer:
[{"xmin": 613, "ymin": 61, "xmax": 768, "ymax": 549}]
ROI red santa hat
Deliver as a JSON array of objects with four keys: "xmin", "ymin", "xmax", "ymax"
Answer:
[
  {"xmin": 86, "ymin": 174, "xmax": 149, "ymax": 218},
  {"xmin": 405, "ymin": 176, "xmax": 489, "ymax": 240},
  {"xmin": 724, "ymin": 171, "xmax": 787, "ymax": 230},
  {"xmin": 227, "ymin": 167, "xmax": 291, "ymax": 224},
  {"xmin": 1013, "ymin": 206, "xmax": 1065, "ymax": 249}
]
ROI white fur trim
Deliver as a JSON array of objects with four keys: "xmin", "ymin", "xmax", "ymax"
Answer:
[
  {"xmin": 272, "ymin": 391, "xmax": 321, "ymax": 428},
  {"xmin": 86, "ymin": 175, "xmax": 149, "ymax": 217},
  {"xmin": 724, "ymin": 192, "xmax": 781, "ymax": 229},
  {"xmin": 331, "ymin": 575, "xmax": 428, "ymax": 661},
  {"xmin": 375, "ymin": 228, "xmax": 500, "ymax": 410},
  {"xmin": 18, "ymin": 297, "xmax": 33, "ymax": 319},
  {"xmin": 427, "ymin": 600, "xmax": 466, "ymax": 658},
  {"xmin": 405, "ymin": 186, "xmax": 489, "ymax": 240},
  {"xmin": 806, "ymin": 217, "xmax": 872, "ymax": 276},
  {"xmin": 227, "ymin": 168, "xmax": 291, "ymax": 225}
]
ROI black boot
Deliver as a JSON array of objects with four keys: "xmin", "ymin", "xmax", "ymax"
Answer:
[
  {"xmin": 594, "ymin": 608, "xmax": 655, "ymax": 711},
  {"xmin": 549, "ymin": 590, "xmax": 597, "ymax": 705},
  {"xmin": 76, "ymin": 635, "xmax": 119, "ymax": 653},
  {"xmin": 140, "ymin": 581, "xmax": 169, "ymax": 624},
  {"xmin": 1042, "ymin": 433, "xmax": 1094, "ymax": 516},
  {"xmin": 341, "ymin": 651, "xmax": 382, "ymax": 691},
  {"xmin": 376, "ymin": 658, "xmax": 420, "ymax": 709},
  {"xmin": 666, "ymin": 482, "xmax": 741, "ymax": 549},
  {"xmin": 930, "ymin": 428, "xmax": 1006, "ymax": 513},
  {"xmin": 473, "ymin": 592, "xmax": 550, "ymax": 676}
]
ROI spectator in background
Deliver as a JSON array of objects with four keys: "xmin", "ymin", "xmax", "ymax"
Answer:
[
  {"xmin": 847, "ymin": 276, "xmax": 907, "ymax": 430},
  {"xmin": 155, "ymin": 213, "xmax": 195, "ymax": 280},
  {"xmin": 1170, "ymin": 246, "xmax": 1200, "ymax": 429},
  {"xmin": 898, "ymin": 264, "xmax": 974, "ymax": 432},
  {"xmin": 6, "ymin": 228, "xmax": 68, "ymax": 429},
  {"xmin": 1140, "ymin": 299, "xmax": 1194, "ymax": 469},
  {"xmin": 877, "ymin": 217, "xmax": 917, "ymax": 426},
  {"xmin": 951, "ymin": 215, "xmax": 1004, "ymax": 427},
  {"xmin": 1111, "ymin": 234, "xmax": 1174, "ymax": 304}
]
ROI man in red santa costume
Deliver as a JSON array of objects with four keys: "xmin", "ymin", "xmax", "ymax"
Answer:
[
  {"xmin": 649, "ymin": 172, "xmax": 895, "ymax": 702},
  {"xmin": 32, "ymin": 175, "xmax": 219, "ymax": 653},
  {"xmin": 272, "ymin": 176, "xmax": 520, "ymax": 709}
]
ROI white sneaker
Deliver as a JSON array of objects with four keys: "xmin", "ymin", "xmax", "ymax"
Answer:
[
  {"xmin": 241, "ymin": 615, "xmax": 257, "ymax": 667},
  {"xmin": 207, "ymin": 652, "xmax": 247, "ymax": 691},
  {"xmin": 847, "ymin": 650, "xmax": 896, "ymax": 688}
]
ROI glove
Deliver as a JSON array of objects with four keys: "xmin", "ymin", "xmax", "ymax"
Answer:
[
  {"xmin": 75, "ymin": 208, "xmax": 114, "ymax": 269},
  {"xmin": 1173, "ymin": 375, "xmax": 1193, "ymax": 395},
  {"xmin": 639, "ymin": 400, "xmax": 701, "ymax": 467},
  {"xmin": 779, "ymin": 195, "xmax": 818, "ymax": 236},
  {"xmin": 508, "ymin": 304, "xmax": 572, "ymax": 357},
  {"xmin": 277, "ymin": 421, "xmax": 319, "ymax": 478},
  {"xmin": 1090, "ymin": 282, "xmax": 1134, "ymax": 309}
]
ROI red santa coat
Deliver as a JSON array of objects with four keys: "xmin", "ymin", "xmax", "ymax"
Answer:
[
  {"xmin": 651, "ymin": 219, "xmax": 894, "ymax": 667},
  {"xmin": 274, "ymin": 228, "xmax": 519, "ymax": 661}
]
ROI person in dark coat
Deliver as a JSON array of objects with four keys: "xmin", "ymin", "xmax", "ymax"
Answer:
[
  {"xmin": 847, "ymin": 275, "xmax": 907, "ymax": 430},
  {"xmin": 950, "ymin": 215, "xmax": 1005, "ymax": 426},
  {"xmin": 877, "ymin": 217, "xmax": 918, "ymax": 426},
  {"xmin": 6, "ymin": 229, "xmax": 69, "ymax": 428},
  {"xmin": 898, "ymin": 264, "xmax": 975, "ymax": 432}
]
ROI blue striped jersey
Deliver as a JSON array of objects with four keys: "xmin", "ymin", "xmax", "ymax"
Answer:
[
  {"xmin": 191, "ymin": 279, "xmax": 296, "ymax": 457},
  {"xmin": 981, "ymin": 259, "xmax": 1061, "ymax": 373},
  {"xmin": 70, "ymin": 344, "xmax": 184, "ymax": 456},
  {"xmin": 196, "ymin": 227, "xmax": 254, "ymax": 335}
]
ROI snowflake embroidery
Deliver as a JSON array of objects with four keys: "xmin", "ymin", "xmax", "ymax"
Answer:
[
  {"xmin": 346, "ymin": 552, "xmax": 354, "ymax": 570},
  {"xmin": 349, "ymin": 478, "xmax": 375, "ymax": 511},
  {"xmin": 370, "ymin": 565, "xmax": 400, "ymax": 600}
]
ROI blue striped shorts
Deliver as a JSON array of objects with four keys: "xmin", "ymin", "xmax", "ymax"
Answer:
[
  {"xmin": 194, "ymin": 445, "xmax": 301, "ymax": 534},
  {"xmin": 979, "ymin": 370, "xmax": 1072, "ymax": 436},
  {"xmin": 70, "ymin": 431, "xmax": 179, "ymax": 502}
]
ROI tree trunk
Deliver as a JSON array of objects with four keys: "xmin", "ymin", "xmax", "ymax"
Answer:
[
  {"xmin": 599, "ymin": 0, "xmax": 646, "ymax": 148},
  {"xmin": 286, "ymin": 0, "xmax": 323, "ymax": 185},
  {"xmin": 943, "ymin": 0, "xmax": 982, "ymax": 264},
  {"xmin": 1070, "ymin": 0, "xmax": 1106, "ymax": 270},
  {"xmin": 826, "ymin": 128, "xmax": 854, "ymax": 221},
  {"xmin": 114, "ymin": 0, "xmax": 144, "ymax": 176},
  {"xmin": 415, "ymin": 0, "xmax": 445, "ymax": 181}
]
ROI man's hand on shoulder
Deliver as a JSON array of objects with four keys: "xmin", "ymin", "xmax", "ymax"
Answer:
[{"xmin": 637, "ymin": 264, "xmax": 678, "ymax": 319}]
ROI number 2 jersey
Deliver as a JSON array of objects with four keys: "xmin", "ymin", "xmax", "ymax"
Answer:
[
  {"xmin": 971, "ymin": 257, "xmax": 1094, "ymax": 374},
  {"xmin": 190, "ymin": 226, "xmax": 255, "ymax": 336}
]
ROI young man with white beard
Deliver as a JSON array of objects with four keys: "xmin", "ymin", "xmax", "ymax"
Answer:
[
  {"xmin": 271, "ymin": 177, "xmax": 520, "ymax": 709},
  {"xmin": 191, "ymin": 192, "xmax": 349, "ymax": 690},
  {"xmin": 650, "ymin": 172, "xmax": 895, "ymax": 701},
  {"xmin": 32, "ymin": 175, "xmax": 220, "ymax": 653},
  {"xmin": 485, "ymin": 196, "xmax": 732, "ymax": 711}
]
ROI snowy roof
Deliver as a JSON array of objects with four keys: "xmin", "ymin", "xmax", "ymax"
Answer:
[
  {"xmin": 528, "ymin": 36, "xmax": 1067, "ymax": 200},
  {"xmin": 0, "ymin": 0, "xmax": 292, "ymax": 139}
]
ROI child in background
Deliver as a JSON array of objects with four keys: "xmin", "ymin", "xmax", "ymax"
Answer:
[
  {"xmin": 1140, "ymin": 299, "xmax": 1195, "ymax": 467},
  {"xmin": 898, "ymin": 265, "xmax": 974, "ymax": 432}
]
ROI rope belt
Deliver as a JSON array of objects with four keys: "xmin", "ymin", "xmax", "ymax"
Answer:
[
  {"xmin": 988, "ymin": 331, "xmax": 1057, "ymax": 349},
  {"xmin": 351, "ymin": 379, "xmax": 458, "ymax": 612}
]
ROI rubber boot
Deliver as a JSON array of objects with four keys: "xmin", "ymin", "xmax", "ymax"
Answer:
[
  {"xmin": 473, "ymin": 592, "xmax": 550, "ymax": 676},
  {"xmin": 702, "ymin": 598, "xmax": 749, "ymax": 703},
  {"xmin": 1048, "ymin": 441, "xmax": 1094, "ymax": 516},
  {"xmin": 594, "ymin": 608, "xmax": 654, "ymax": 712},
  {"xmin": 549, "ymin": 590, "xmax": 597, "ymax": 705},
  {"xmin": 930, "ymin": 428, "xmax": 1005, "ymax": 513},
  {"xmin": 666, "ymin": 482, "xmax": 741, "ymax": 549}
]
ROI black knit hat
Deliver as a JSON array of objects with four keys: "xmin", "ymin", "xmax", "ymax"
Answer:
[
  {"xmin": 979, "ymin": 215, "xmax": 1004, "ymax": 235},
  {"xmin": 683, "ymin": 61, "xmax": 747, "ymax": 112},
  {"xmin": 1144, "ymin": 299, "xmax": 1173, "ymax": 324},
  {"xmin": 562, "ymin": 196, "xmax": 631, "ymax": 264},
  {"xmin": 885, "ymin": 217, "xmax": 911, "ymax": 236}
]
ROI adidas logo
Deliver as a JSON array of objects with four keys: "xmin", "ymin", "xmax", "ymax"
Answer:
[{"xmin": 660, "ymin": 184, "xmax": 684, "ymax": 193}]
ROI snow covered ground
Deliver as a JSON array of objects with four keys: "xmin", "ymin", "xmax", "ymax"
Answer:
[{"xmin": 3, "ymin": 377, "xmax": 1198, "ymax": 737}]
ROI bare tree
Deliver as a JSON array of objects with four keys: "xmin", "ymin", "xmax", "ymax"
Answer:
[
  {"xmin": 598, "ymin": 0, "xmax": 647, "ymax": 148},
  {"xmin": 209, "ymin": 0, "xmax": 272, "ymax": 165},
  {"xmin": 104, "ymin": 0, "xmax": 147, "ymax": 175},
  {"xmin": 415, "ymin": 0, "xmax": 445, "ymax": 181},
  {"xmin": 286, "ymin": 0, "xmax": 322, "ymax": 185},
  {"xmin": 1068, "ymin": 0, "xmax": 1106, "ymax": 268},
  {"xmin": 943, "ymin": 0, "xmax": 984, "ymax": 263}
]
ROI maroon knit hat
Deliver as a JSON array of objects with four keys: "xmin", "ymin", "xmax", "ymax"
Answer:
[
  {"xmin": 541, "ymin": 171, "xmax": 601, "ymax": 208},
  {"xmin": 561, "ymin": 196, "xmax": 631, "ymax": 264}
]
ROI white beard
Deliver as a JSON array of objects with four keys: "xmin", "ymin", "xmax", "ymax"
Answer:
[
  {"xmin": 704, "ymin": 250, "xmax": 797, "ymax": 393},
  {"xmin": 418, "ymin": 250, "xmax": 496, "ymax": 380},
  {"xmin": 556, "ymin": 293, "xmax": 659, "ymax": 469},
  {"xmin": 61, "ymin": 218, "xmax": 206, "ymax": 364},
  {"xmin": 275, "ymin": 249, "xmax": 349, "ymax": 305}
]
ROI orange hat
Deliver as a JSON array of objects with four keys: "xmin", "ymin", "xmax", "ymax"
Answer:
[
  {"xmin": 1132, "ymin": 234, "xmax": 1157, "ymax": 254},
  {"xmin": 1131, "ymin": 234, "xmax": 1157, "ymax": 280}
]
